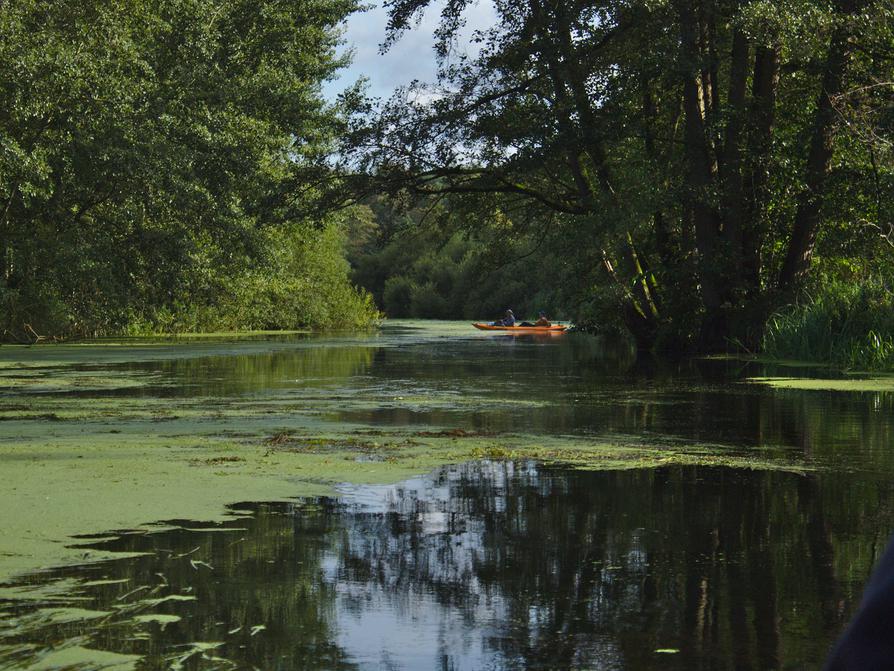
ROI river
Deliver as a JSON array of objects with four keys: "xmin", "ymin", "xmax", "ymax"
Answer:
[{"xmin": 1, "ymin": 321, "xmax": 892, "ymax": 669}]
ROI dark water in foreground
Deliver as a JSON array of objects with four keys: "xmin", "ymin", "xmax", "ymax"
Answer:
[
  {"xmin": 5, "ymin": 461, "xmax": 889, "ymax": 670},
  {"xmin": 2, "ymin": 322, "xmax": 894, "ymax": 669}
]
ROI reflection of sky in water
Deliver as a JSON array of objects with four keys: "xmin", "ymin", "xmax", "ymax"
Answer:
[
  {"xmin": 335, "ymin": 460, "xmax": 526, "ymax": 511},
  {"xmin": 328, "ymin": 463, "xmax": 626, "ymax": 669},
  {"xmin": 333, "ymin": 589, "xmax": 494, "ymax": 669}
]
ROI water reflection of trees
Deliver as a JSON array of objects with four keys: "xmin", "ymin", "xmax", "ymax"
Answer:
[
  {"xmin": 57, "ymin": 333, "xmax": 894, "ymax": 479},
  {"xmin": 334, "ymin": 462, "xmax": 892, "ymax": 669},
  {"xmin": 324, "ymin": 338, "xmax": 894, "ymax": 466},
  {"xmin": 136, "ymin": 343, "xmax": 375, "ymax": 397},
  {"xmin": 4, "ymin": 461, "xmax": 892, "ymax": 669},
  {"xmin": 1, "ymin": 504, "xmax": 358, "ymax": 670}
]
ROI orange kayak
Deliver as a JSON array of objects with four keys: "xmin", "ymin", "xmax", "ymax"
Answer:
[{"xmin": 472, "ymin": 323, "xmax": 568, "ymax": 333}]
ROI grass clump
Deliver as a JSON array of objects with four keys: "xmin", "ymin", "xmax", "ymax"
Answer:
[{"xmin": 763, "ymin": 280, "xmax": 894, "ymax": 371}]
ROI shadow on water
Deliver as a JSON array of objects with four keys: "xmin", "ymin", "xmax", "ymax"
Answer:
[{"xmin": 3, "ymin": 461, "xmax": 893, "ymax": 670}]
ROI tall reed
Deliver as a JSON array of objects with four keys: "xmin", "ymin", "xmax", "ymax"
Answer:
[{"xmin": 763, "ymin": 280, "xmax": 894, "ymax": 370}]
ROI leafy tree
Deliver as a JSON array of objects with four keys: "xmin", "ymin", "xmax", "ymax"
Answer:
[
  {"xmin": 346, "ymin": 197, "xmax": 575, "ymax": 321},
  {"xmin": 0, "ymin": 0, "xmax": 375, "ymax": 337},
  {"xmin": 345, "ymin": 0, "xmax": 894, "ymax": 350}
]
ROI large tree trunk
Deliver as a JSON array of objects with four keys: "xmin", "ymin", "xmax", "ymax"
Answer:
[
  {"xmin": 552, "ymin": 1, "xmax": 616, "ymax": 200},
  {"xmin": 530, "ymin": 0, "xmax": 593, "ymax": 212},
  {"xmin": 698, "ymin": 0, "xmax": 721, "ymax": 155},
  {"xmin": 741, "ymin": 45, "xmax": 780, "ymax": 299},
  {"xmin": 641, "ymin": 74, "xmax": 676, "ymax": 273},
  {"xmin": 719, "ymin": 30, "xmax": 749, "ymax": 289},
  {"xmin": 547, "ymin": 0, "xmax": 661, "ymax": 345},
  {"xmin": 778, "ymin": 8, "xmax": 856, "ymax": 291},
  {"xmin": 675, "ymin": 0, "xmax": 727, "ymax": 348}
]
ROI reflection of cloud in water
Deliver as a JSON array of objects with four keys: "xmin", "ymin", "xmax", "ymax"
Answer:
[
  {"xmin": 330, "ymin": 463, "xmax": 525, "ymax": 668},
  {"xmin": 334, "ymin": 589, "xmax": 496, "ymax": 669}
]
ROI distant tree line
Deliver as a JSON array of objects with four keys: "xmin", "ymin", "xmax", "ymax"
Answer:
[
  {"xmin": 343, "ymin": 0, "xmax": 894, "ymax": 353},
  {"xmin": 345, "ymin": 196, "xmax": 577, "ymax": 322},
  {"xmin": 0, "ymin": 0, "xmax": 378, "ymax": 340}
]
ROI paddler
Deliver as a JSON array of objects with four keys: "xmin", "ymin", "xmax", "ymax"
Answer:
[
  {"xmin": 521, "ymin": 311, "xmax": 551, "ymax": 327},
  {"xmin": 491, "ymin": 309, "xmax": 516, "ymax": 326}
]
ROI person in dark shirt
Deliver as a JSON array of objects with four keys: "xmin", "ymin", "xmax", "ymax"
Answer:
[{"xmin": 825, "ymin": 533, "xmax": 894, "ymax": 669}]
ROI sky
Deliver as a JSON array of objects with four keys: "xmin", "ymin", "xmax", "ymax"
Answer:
[{"xmin": 323, "ymin": 0, "xmax": 497, "ymax": 102}]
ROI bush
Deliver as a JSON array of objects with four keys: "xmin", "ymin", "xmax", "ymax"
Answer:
[
  {"xmin": 410, "ymin": 282, "xmax": 448, "ymax": 318},
  {"xmin": 181, "ymin": 223, "xmax": 381, "ymax": 332},
  {"xmin": 2, "ymin": 221, "xmax": 381, "ymax": 339},
  {"xmin": 383, "ymin": 277, "xmax": 416, "ymax": 317},
  {"xmin": 0, "ymin": 283, "xmax": 70, "ymax": 339}
]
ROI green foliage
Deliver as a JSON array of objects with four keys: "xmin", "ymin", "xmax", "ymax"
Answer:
[
  {"xmin": 0, "ymin": 0, "xmax": 372, "ymax": 338},
  {"xmin": 127, "ymin": 222, "xmax": 381, "ymax": 334},
  {"xmin": 763, "ymin": 279, "xmax": 894, "ymax": 370},
  {"xmin": 346, "ymin": 0, "xmax": 894, "ymax": 352},
  {"xmin": 382, "ymin": 277, "xmax": 416, "ymax": 318},
  {"xmin": 216, "ymin": 223, "xmax": 381, "ymax": 331},
  {"xmin": 347, "ymin": 199, "xmax": 573, "ymax": 322}
]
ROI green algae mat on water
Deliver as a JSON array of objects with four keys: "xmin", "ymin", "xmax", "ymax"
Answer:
[
  {"xmin": 747, "ymin": 375, "xmax": 894, "ymax": 392},
  {"xmin": 708, "ymin": 353, "xmax": 894, "ymax": 392}
]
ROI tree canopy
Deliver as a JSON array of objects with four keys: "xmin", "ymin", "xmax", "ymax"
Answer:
[
  {"xmin": 0, "ymin": 0, "xmax": 377, "ymax": 338},
  {"xmin": 346, "ymin": 0, "xmax": 894, "ymax": 350}
]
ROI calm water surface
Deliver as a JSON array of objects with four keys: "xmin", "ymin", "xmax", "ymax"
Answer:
[{"xmin": 2, "ymin": 321, "xmax": 894, "ymax": 669}]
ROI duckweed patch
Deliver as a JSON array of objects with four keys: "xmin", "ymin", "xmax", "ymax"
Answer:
[
  {"xmin": 3, "ymin": 607, "xmax": 111, "ymax": 630},
  {"xmin": 262, "ymin": 432, "xmax": 418, "ymax": 455},
  {"xmin": 470, "ymin": 445, "xmax": 516, "ymax": 459},
  {"xmin": 0, "ymin": 412, "xmax": 64, "ymax": 422},
  {"xmin": 189, "ymin": 456, "xmax": 246, "ymax": 466},
  {"xmin": 10, "ymin": 643, "xmax": 141, "ymax": 671},
  {"xmin": 415, "ymin": 428, "xmax": 496, "ymax": 438},
  {"xmin": 747, "ymin": 376, "xmax": 894, "ymax": 392}
]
